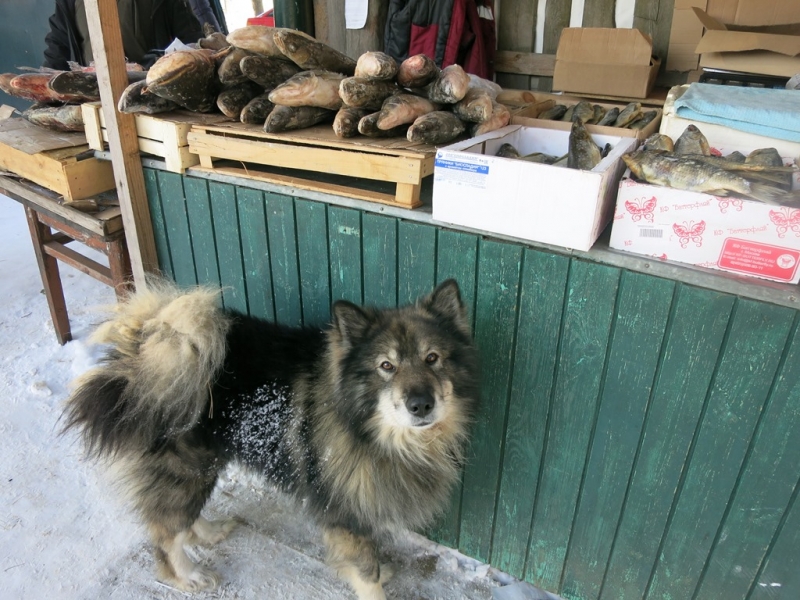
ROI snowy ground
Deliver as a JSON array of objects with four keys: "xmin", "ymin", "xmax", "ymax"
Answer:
[{"xmin": 0, "ymin": 192, "xmax": 510, "ymax": 599}]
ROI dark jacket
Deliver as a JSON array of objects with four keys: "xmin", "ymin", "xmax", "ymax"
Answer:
[
  {"xmin": 43, "ymin": 0, "xmax": 204, "ymax": 70},
  {"xmin": 187, "ymin": 0, "xmax": 227, "ymax": 34}
]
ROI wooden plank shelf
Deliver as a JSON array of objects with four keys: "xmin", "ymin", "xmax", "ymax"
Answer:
[
  {"xmin": 187, "ymin": 122, "xmax": 438, "ymax": 209},
  {"xmin": 81, "ymin": 102, "xmax": 229, "ymax": 174}
]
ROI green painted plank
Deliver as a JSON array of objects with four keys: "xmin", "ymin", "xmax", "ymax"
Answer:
[
  {"xmin": 265, "ymin": 192, "xmax": 301, "ymax": 327},
  {"xmin": 459, "ymin": 239, "xmax": 523, "ymax": 563},
  {"xmin": 142, "ymin": 168, "xmax": 173, "ymax": 278},
  {"xmin": 436, "ymin": 228, "xmax": 479, "ymax": 326},
  {"xmin": 295, "ymin": 199, "xmax": 331, "ymax": 327},
  {"xmin": 362, "ymin": 213, "xmax": 397, "ymax": 308},
  {"xmin": 491, "ymin": 249, "xmax": 570, "ymax": 578},
  {"xmin": 328, "ymin": 206, "xmax": 362, "ymax": 305},
  {"xmin": 525, "ymin": 260, "xmax": 621, "ymax": 591},
  {"xmin": 183, "ymin": 176, "xmax": 220, "ymax": 289},
  {"xmin": 398, "ymin": 220, "xmax": 436, "ymax": 305},
  {"xmin": 749, "ymin": 486, "xmax": 800, "ymax": 599},
  {"xmin": 645, "ymin": 300, "xmax": 795, "ymax": 600},
  {"xmin": 560, "ymin": 271, "xmax": 675, "ymax": 600},
  {"xmin": 600, "ymin": 284, "xmax": 735, "ymax": 600},
  {"xmin": 237, "ymin": 187, "xmax": 274, "ymax": 321},
  {"xmin": 156, "ymin": 171, "xmax": 196, "ymax": 286},
  {"xmin": 696, "ymin": 320, "xmax": 800, "ymax": 599},
  {"xmin": 428, "ymin": 228, "xmax": 479, "ymax": 550},
  {"xmin": 208, "ymin": 182, "xmax": 248, "ymax": 313}
]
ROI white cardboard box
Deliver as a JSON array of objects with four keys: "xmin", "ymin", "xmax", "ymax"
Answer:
[
  {"xmin": 609, "ymin": 169, "xmax": 800, "ymax": 284},
  {"xmin": 432, "ymin": 125, "xmax": 638, "ymax": 252}
]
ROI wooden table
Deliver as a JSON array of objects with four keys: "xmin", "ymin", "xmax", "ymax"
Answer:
[{"xmin": 0, "ymin": 175, "xmax": 131, "ymax": 344}]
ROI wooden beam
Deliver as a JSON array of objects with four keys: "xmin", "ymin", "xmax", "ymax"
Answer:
[
  {"xmin": 84, "ymin": 0, "xmax": 158, "ymax": 286},
  {"xmin": 495, "ymin": 52, "xmax": 556, "ymax": 77},
  {"xmin": 583, "ymin": 0, "xmax": 617, "ymax": 28}
]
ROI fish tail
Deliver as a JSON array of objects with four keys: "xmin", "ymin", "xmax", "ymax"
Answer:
[{"xmin": 750, "ymin": 183, "xmax": 800, "ymax": 206}]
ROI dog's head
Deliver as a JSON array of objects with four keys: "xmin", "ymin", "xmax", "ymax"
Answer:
[{"xmin": 329, "ymin": 280, "xmax": 480, "ymax": 454}]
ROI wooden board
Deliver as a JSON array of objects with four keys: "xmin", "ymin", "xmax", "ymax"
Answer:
[
  {"xmin": 0, "ymin": 117, "xmax": 87, "ymax": 154},
  {"xmin": 491, "ymin": 249, "xmax": 570, "ymax": 578},
  {"xmin": 459, "ymin": 239, "xmax": 524, "ymax": 563},
  {"xmin": 188, "ymin": 122, "xmax": 438, "ymax": 209},
  {"xmin": 600, "ymin": 284, "xmax": 735, "ymax": 600},
  {"xmin": 646, "ymin": 299, "xmax": 795, "ymax": 600},
  {"xmin": 0, "ymin": 174, "xmax": 122, "ymax": 239}
]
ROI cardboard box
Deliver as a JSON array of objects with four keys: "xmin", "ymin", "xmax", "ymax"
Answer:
[
  {"xmin": 553, "ymin": 28, "xmax": 661, "ymax": 99},
  {"xmin": 668, "ymin": 0, "xmax": 800, "ymax": 72},
  {"xmin": 510, "ymin": 94, "xmax": 662, "ymax": 141},
  {"xmin": 609, "ymin": 141, "xmax": 800, "ymax": 284},
  {"xmin": 432, "ymin": 125, "xmax": 638, "ymax": 252},
  {"xmin": 708, "ymin": 0, "xmax": 800, "ymax": 27},
  {"xmin": 693, "ymin": 8, "xmax": 800, "ymax": 77},
  {"xmin": 667, "ymin": 0, "xmax": 709, "ymax": 72}
]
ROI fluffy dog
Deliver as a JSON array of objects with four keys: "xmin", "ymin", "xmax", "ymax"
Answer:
[{"xmin": 63, "ymin": 278, "xmax": 480, "ymax": 599}]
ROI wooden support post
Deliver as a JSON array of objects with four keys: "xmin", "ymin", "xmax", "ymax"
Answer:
[{"xmin": 84, "ymin": 0, "xmax": 159, "ymax": 287}]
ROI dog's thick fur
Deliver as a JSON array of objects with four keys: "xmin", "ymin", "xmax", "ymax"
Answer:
[{"xmin": 63, "ymin": 279, "xmax": 479, "ymax": 599}]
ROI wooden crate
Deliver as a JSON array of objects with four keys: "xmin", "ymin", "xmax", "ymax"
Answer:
[
  {"xmin": 0, "ymin": 118, "xmax": 115, "ymax": 202},
  {"xmin": 81, "ymin": 102, "xmax": 229, "ymax": 174},
  {"xmin": 187, "ymin": 122, "xmax": 437, "ymax": 209}
]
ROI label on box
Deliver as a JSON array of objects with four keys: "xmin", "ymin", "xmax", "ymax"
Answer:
[
  {"xmin": 434, "ymin": 157, "xmax": 489, "ymax": 189},
  {"xmin": 717, "ymin": 238, "xmax": 800, "ymax": 282}
]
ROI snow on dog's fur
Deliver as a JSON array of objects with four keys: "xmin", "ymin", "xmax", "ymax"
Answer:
[{"xmin": 63, "ymin": 279, "xmax": 480, "ymax": 599}]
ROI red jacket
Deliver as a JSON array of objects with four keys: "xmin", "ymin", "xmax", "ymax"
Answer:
[{"xmin": 384, "ymin": 0, "xmax": 496, "ymax": 80}]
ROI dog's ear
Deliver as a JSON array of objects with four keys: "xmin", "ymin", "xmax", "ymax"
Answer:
[
  {"xmin": 422, "ymin": 279, "xmax": 470, "ymax": 333},
  {"xmin": 332, "ymin": 300, "xmax": 371, "ymax": 344}
]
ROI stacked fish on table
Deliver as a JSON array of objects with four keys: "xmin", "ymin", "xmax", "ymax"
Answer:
[
  {"xmin": 332, "ymin": 51, "xmax": 509, "ymax": 144},
  {"xmin": 1, "ymin": 23, "xmax": 507, "ymax": 144},
  {"xmin": 537, "ymin": 99, "xmax": 658, "ymax": 131},
  {"xmin": 118, "ymin": 26, "xmax": 507, "ymax": 144},
  {"xmin": 0, "ymin": 64, "xmax": 146, "ymax": 132},
  {"xmin": 622, "ymin": 125, "xmax": 799, "ymax": 205}
]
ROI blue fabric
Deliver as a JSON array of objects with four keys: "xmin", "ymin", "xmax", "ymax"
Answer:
[{"xmin": 673, "ymin": 83, "xmax": 800, "ymax": 142}]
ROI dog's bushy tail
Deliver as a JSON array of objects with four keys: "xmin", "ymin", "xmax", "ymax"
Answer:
[{"xmin": 63, "ymin": 279, "xmax": 230, "ymax": 457}]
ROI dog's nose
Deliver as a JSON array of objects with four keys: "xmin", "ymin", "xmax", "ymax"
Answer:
[{"xmin": 406, "ymin": 392, "xmax": 434, "ymax": 418}]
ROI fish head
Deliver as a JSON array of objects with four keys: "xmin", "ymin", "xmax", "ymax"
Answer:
[{"xmin": 621, "ymin": 151, "xmax": 646, "ymax": 178}]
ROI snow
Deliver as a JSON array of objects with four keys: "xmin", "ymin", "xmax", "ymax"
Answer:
[{"xmin": 0, "ymin": 192, "xmax": 510, "ymax": 599}]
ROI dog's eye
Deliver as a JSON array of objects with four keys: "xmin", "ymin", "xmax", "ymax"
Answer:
[
  {"xmin": 380, "ymin": 361, "xmax": 395, "ymax": 372},
  {"xmin": 425, "ymin": 352, "xmax": 439, "ymax": 364}
]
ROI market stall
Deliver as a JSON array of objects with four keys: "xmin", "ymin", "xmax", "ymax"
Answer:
[{"xmin": 1, "ymin": 1, "xmax": 799, "ymax": 599}]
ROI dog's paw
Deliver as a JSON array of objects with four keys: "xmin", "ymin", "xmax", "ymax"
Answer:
[
  {"xmin": 190, "ymin": 516, "xmax": 244, "ymax": 546},
  {"xmin": 182, "ymin": 566, "xmax": 220, "ymax": 592}
]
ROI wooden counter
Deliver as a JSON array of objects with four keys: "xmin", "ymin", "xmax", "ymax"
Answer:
[{"xmin": 138, "ymin": 157, "xmax": 800, "ymax": 600}]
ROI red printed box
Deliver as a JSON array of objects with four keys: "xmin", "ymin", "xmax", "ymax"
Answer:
[
  {"xmin": 609, "ymin": 124, "xmax": 800, "ymax": 284},
  {"xmin": 610, "ymin": 177, "xmax": 800, "ymax": 284}
]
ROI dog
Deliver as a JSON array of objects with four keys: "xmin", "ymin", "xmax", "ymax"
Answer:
[{"xmin": 63, "ymin": 278, "xmax": 480, "ymax": 599}]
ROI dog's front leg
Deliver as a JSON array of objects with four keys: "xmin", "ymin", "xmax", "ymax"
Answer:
[{"xmin": 323, "ymin": 527, "xmax": 392, "ymax": 600}]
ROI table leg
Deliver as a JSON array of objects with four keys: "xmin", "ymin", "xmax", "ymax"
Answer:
[
  {"xmin": 24, "ymin": 207, "xmax": 72, "ymax": 345},
  {"xmin": 107, "ymin": 237, "xmax": 134, "ymax": 299}
]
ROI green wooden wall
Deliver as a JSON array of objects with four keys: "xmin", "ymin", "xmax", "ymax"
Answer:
[{"xmin": 145, "ymin": 168, "xmax": 800, "ymax": 600}]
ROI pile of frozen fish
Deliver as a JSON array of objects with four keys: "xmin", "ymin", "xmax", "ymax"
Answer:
[
  {"xmin": 0, "ymin": 63, "xmax": 145, "ymax": 132},
  {"xmin": 623, "ymin": 125, "xmax": 799, "ymax": 205},
  {"xmin": 119, "ymin": 26, "xmax": 509, "ymax": 144}
]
